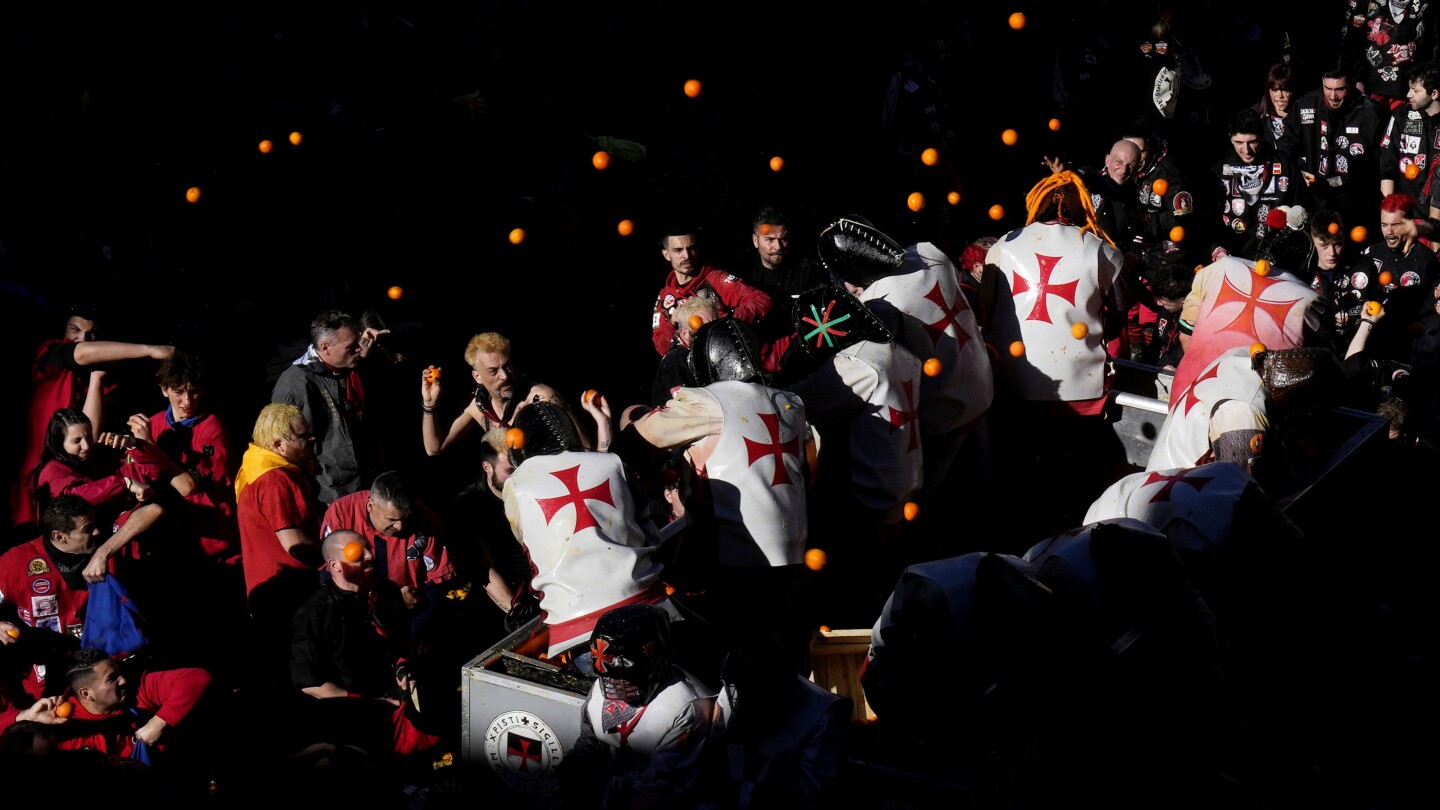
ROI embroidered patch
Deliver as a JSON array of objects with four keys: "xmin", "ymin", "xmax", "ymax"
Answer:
[
  {"xmin": 1172, "ymin": 191, "xmax": 1193, "ymax": 215},
  {"xmin": 1401, "ymin": 270, "xmax": 1423, "ymax": 287},
  {"xmin": 31, "ymin": 577, "xmax": 52, "ymax": 595},
  {"xmin": 1351, "ymin": 271, "xmax": 1370, "ymax": 290},
  {"xmin": 32, "ymin": 595, "xmax": 58, "ymax": 618},
  {"xmin": 28, "ymin": 558, "xmax": 49, "ymax": 576}
]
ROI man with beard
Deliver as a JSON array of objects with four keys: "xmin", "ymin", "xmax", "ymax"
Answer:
[
  {"xmin": 235, "ymin": 402, "xmax": 323, "ymax": 683},
  {"xmin": 1211, "ymin": 108, "xmax": 1308, "ymax": 261},
  {"xmin": 1345, "ymin": 193, "xmax": 1440, "ymax": 358},
  {"xmin": 1380, "ymin": 62, "xmax": 1440, "ymax": 209},
  {"xmin": 650, "ymin": 227, "xmax": 771, "ymax": 356}
]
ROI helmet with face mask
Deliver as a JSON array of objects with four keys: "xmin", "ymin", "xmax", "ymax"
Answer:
[
  {"xmin": 508, "ymin": 400, "xmax": 585, "ymax": 468},
  {"xmin": 688, "ymin": 317, "xmax": 765, "ymax": 386},
  {"xmin": 816, "ymin": 216, "xmax": 906, "ymax": 290},
  {"xmin": 588, "ymin": 604, "xmax": 674, "ymax": 708}
]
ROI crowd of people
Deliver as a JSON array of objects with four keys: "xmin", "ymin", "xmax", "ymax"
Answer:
[{"xmin": 1, "ymin": 6, "xmax": 1436, "ymax": 810}]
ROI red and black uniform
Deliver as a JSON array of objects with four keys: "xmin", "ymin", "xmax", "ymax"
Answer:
[
  {"xmin": 1211, "ymin": 146, "xmax": 1306, "ymax": 260},
  {"xmin": 651, "ymin": 266, "xmax": 771, "ymax": 355},
  {"xmin": 12, "ymin": 339, "xmax": 110, "ymax": 525},
  {"xmin": 1134, "ymin": 141, "xmax": 1197, "ymax": 255},
  {"xmin": 1343, "ymin": 0, "xmax": 1437, "ymax": 103},
  {"xmin": 53, "ymin": 665, "xmax": 212, "ymax": 759},
  {"xmin": 0, "ymin": 536, "xmax": 103, "ymax": 698},
  {"xmin": 1345, "ymin": 239, "xmax": 1440, "ymax": 356},
  {"xmin": 1293, "ymin": 88, "xmax": 1385, "ymax": 220},
  {"xmin": 1379, "ymin": 102, "xmax": 1440, "ymax": 209},
  {"xmin": 320, "ymin": 491, "xmax": 458, "ymax": 593}
]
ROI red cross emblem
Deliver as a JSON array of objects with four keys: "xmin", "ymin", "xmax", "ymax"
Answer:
[
  {"xmin": 536, "ymin": 465, "xmax": 614, "ymax": 533},
  {"xmin": 591, "ymin": 637, "xmax": 616, "ymax": 673},
  {"xmin": 1210, "ymin": 271, "xmax": 1302, "ymax": 341},
  {"xmin": 1176, "ymin": 361, "xmax": 1222, "ymax": 416},
  {"xmin": 744, "ymin": 412, "xmax": 800, "ymax": 486},
  {"xmin": 1141, "ymin": 470, "xmax": 1215, "ymax": 502},
  {"xmin": 506, "ymin": 732, "xmax": 543, "ymax": 771},
  {"xmin": 921, "ymin": 281, "xmax": 973, "ymax": 351},
  {"xmin": 887, "ymin": 378, "xmax": 920, "ymax": 451},
  {"xmin": 1013, "ymin": 254, "xmax": 1079, "ymax": 323}
]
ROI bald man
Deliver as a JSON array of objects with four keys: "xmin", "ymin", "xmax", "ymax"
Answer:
[{"xmin": 1043, "ymin": 139, "xmax": 1143, "ymax": 247}]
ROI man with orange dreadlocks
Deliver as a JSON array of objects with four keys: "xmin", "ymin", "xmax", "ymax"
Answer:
[{"xmin": 981, "ymin": 170, "xmax": 1137, "ymax": 539}]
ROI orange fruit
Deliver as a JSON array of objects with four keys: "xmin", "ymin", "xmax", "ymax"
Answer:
[
  {"xmin": 665, "ymin": 584, "xmax": 676, "ymax": 595},
  {"xmin": 903, "ymin": 501, "xmax": 920, "ymax": 521},
  {"xmin": 508, "ymin": 228, "xmax": 526, "ymax": 245},
  {"xmin": 1071, "ymin": 322, "xmax": 1089, "ymax": 339},
  {"xmin": 688, "ymin": 314, "xmax": 704, "ymax": 331},
  {"xmin": 289, "ymin": 131, "xmax": 303, "ymax": 146},
  {"xmin": 907, "ymin": 192, "xmax": 925, "ymax": 212},
  {"xmin": 819, "ymin": 625, "xmax": 831, "ymax": 633},
  {"xmin": 1406, "ymin": 164, "xmax": 1421, "ymax": 180},
  {"xmin": 988, "ymin": 204, "xmax": 1005, "ymax": 221},
  {"xmin": 920, "ymin": 148, "xmax": 939, "ymax": 166},
  {"xmin": 4, "ymin": 628, "xmax": 18, "ymax": 639},
  {"xmin": 592, "ymin": 150, "xmax": 611, "ymax": 170},
  {"xmin": 1365, "ymin": 300, "xmax": 1382, "ymax": 316},
  {"xmin": 185, "ymin": 186, "xmax": 202, "ymax": 204},
  {"xmin": 505, "ymin": 428, "xmax": 525, "ymax": 449},
  {"xmin": 758, "ymin": 223, "xmax": 773, "ymax": 235},
  {"xmin": 684, "ymin": 79, "xmax": 702, "ymax": 98},
  {"xmin": 769, "ymin": 155, "xmax": 784, "ymax": 172},
  {"xmin": 1009, "ymin": 12, "xmax": 1026, "ymax": 30},
  {"xmin": 54, "ymin": 700, "xmax": 73, "ymax": 719},
  {"xmin": 387, "ymin": 285, "xmax": 403, "ymax": 300},
  {"xmin": 804, "ymin": 548, "xmax": 828, "ymax": 571},
  {"xmin": 1254, "ymin": 259, "xmax": 1270, "ymax": 276},
  {"xmin": 1008, "ymin": 340, "xmax": 1025, "ymax": 357},
  {"xmin": 1249, "ymin": 342, "xmax": 1266, "ymax": 357},
  {"xmin": 1351, "ymin": 226, "xmax": 1368, "ymax": 243},
  {"xmin": 1169, "ymin": 225, "xmax": 1186, "ymax": 242},
  {"xmin": 1001, "ymin": 129, "xmax": 1018, "ymax": 146},
  {"xmin": 617, "ymin": 219, "xmax": 634, "ymax": 236},
  {"xmin": 1379, "ymin": 270, "xmax": 1394, "ymax": 285},
  {"xmin": 1328, "ymin": 222, "xmax": 1340, "ymax": 235},
  {"xmin": 947, "ymin": 191, "xmax": 961, "ymax": 205},
  {"xmin": 1048, "ymin": 118, "xmax": 1061, "ymax": 131},
  {"xmin": 258, "ymin": 139, "xmax": 273, "ymax": 154},
  {"xmin": 1249, "ymin": 434, "xmax": 1264, "ymax": 454},
  {"xmin": 923, "ymin": 357, "xmax": 942, "ymax": 377},
  {"xmin": 1151, "ymin": 178, "xmax": 1169, "ymax": 197},
  {"xmin": 342, "ymin": 540, "xmax": 365, "ymax": 562},
  {"xmin": 1194, "ymin": 264, "xmax": 1205, "ymax": 273},
  {"xmin": 582, "ymin": 389, "xmax": 599, "ymax": 404}
]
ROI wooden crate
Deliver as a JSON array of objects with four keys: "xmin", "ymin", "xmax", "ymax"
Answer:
[{"xmin": 808, "ymin": 628, "xmax": 876, "ymax": 723}]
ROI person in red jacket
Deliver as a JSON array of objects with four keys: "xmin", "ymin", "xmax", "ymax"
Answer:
[
  {"xmin": 651, "ymin": 227, "xmax": 772, "ymax": 355},
  {"xmin": 53, "ymin": 648, "xmax": 212, "ymax": 762}
]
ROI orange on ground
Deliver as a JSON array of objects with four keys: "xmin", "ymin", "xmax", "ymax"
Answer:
[
  {"xmin": 508, "ymin": 228, "xmax": 526, "ymax": 245},
  {"xmin": 1008, "ymin": 341, "xmax": 1025, "ymax": 357},
  {"xmin": 387, "ymin": 285, "xmax": 403, "ymax": 300},
  {"xmin": 1151, "ymin": 178, "xmax": 1169, "ymax": 197},
  {"xmin": 342, "ymin": 541, "xmax": 364, "ymax": 562},
  {"xmin": 592, "ymin": 150, "xmax": 611, "ymax": 170},
  {"xmin": 684, "ymin": 79, "xmax": 702, "ymax": 98},
  {"xmin": 1072, "ymin": 322, "xmax": 1089, "ymax": 339},
  {"xmin": 907, "ymin": 192, "xmax": 925, "ymax": 212},
  {"xmin": 947, "ymin": 191, "xmax": 961, "ymax": 205},
  {"xmin": 923, "ymin": 357, "xmax": 942, "ymax": 377},
  {"xmin": 920, "ymin": 148, "xmax": 939, "ymax": 166},
  {"xmin": 505, "ymin": 428, "xmax": 525, "ymax": 449},
  {"xmin": 988, "ymin": 204, "xmax": 1005, "ymax": 221},
  {"xmin": 804, "ymin": 548, "xmax": 827, "ymax": 571},
  {"xmin": 617, "ymin": 219, "xmax": 634, "ymax": 236}
]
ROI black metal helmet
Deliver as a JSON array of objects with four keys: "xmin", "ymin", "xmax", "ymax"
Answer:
[
  {"xmin": 508, "ymin": 400, "xmax": 584, "ymax": 468},
  {"xmin": 792, "ymin": 283, "xmax": 893, "ymax": 360},
  {"xmin": 816, "ymin": 215, "xmax": 905, "ymax": 289},
  {"xmin": 589, "ymin": 604, "xmax": 674, "ymax": 707},
  {"xmin": 688, "ymin": 317, "xmax": 764, "ymax": 386}
]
